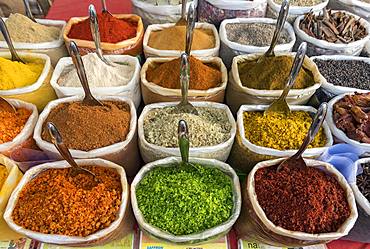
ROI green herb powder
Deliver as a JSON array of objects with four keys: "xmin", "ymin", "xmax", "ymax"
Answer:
[{"xmin": 135, "ymin": 163, "xmax": 234, "ymax": 235}]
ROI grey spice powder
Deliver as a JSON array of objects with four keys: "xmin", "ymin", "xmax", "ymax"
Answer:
[
  {"xmin": 143, "ymin": 106, "xmax": 232, "ymax": 148},
  {"xmin": 226, "ymin": 23, "xmax": 291, "ymax": 47}
]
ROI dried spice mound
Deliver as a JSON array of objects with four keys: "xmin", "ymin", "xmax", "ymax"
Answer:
[
  {"xmin": 68, "ymin": 12, "xmax": 137, "ymax": 43},
  {"xmin": 357, "ymin": 163, "xmax": 370, "ymax": 202},
  {"xmin": 238, "ymin": 56, "xmax": 315, "ymax": 90},
  {"xmin": 333, "ymin": 92, "xmax": 370, "ymax": 144},
  {"xmin": 255, "ymin": 164, "xmax": 351, "ymax": 233},
  {"xmin": 146, "ymin": 56, "xmax": 222, "ymax": 90},
  {"xmin": 41, "ymin": 101, "xmax": 131, "ymax": 151},
  {"xmin": 243, "ymin": 111, "xmax": 327, "ymax": 150},
  {"xmin": 300, "ymin": 10, "xmax": 368, "ymax": 44},
  {"xmin": 144, "ymin": 106, "xmax": 232, "ymax": 147},
  {"xmin": 0, "ymin": 165, "xmax": 8, "ymax": 189},
  {"xmin": 136, "ymin": 163, "xmax": 234, "ymax": 235},
  {"xmin": 12, "ymin": 166, "xmax": 122, "ymax": 237},
  {"xmin": 0, "ymin": 107, "xmax": 31, "ymax": 144}
]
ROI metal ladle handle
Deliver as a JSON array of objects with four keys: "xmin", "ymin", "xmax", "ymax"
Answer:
[
  {"xmin": 23, "ymin": 0, "xmax": 37, "ymax": 23},
  {"xmin": 0, "ymin": 18, "xmax": 24, "ymax": 63},
  {"xmin": 101, "ymin": 0, "xmax": 108, "ymax": 12},
  {"xmin": 292, "ymin": 102, "xmax": 328, "ymax": 159},
  {"xmin": 89, "ymin": 5, "xmax": 107, "ymax": 63},
  {"xmin": 265, "ymin": 0, "xmax": 289, "ymax": 56},
  {"xmin": 185, "ymin": 3, "xmax": 196, "ymax": 55},
  {"xmin": 180, "ymin": 52, "xmax": 190, "ymax": 106},
  {"xmin": 279, "ymin": 42, "xmax": 307, "ymax": 101},
  {"xmin": 178, "ymin": 120, "xmax": 189, "ymax": 164},
  {"xmin": 47, "ymin": 122, "xmax": 80, "ymax": 169},
  {"xmin": 180, "ymin": 0, "xmax": 187, "ymax": 21},
  {"xmin": 69, "ymin": 41, "xmax": 102, "ymax": 105}
]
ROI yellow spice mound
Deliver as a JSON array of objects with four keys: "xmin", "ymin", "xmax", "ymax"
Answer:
[{"xmin": 0, "ymin": 57, "xmax": 44, "ymax": 90}]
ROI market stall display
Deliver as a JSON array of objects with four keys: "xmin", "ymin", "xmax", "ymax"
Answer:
[
  {"xmin": 312, "ymin": 55, "xmax": 370, "ymax": 97},
  {"xmin": 294, "ymin": 10, "xmax": 370, "ymax": 56}
]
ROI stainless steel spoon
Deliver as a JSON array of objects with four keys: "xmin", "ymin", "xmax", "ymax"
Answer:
[
  {"xmin": 174, "ymin": 53, "xmax": 198, "ymax": 115},
  {"xmin": 264, "ymin": 42, "xmax": 307, "ymax": 116},
  {"xmin": 0, "ymin": 97, "xmax": 16, "ymax": 113},
  {"xmin": 178, "ymin": 119, "xmax": 190, "ymax": 165},
  {"xmin": 47, "ymin": 122, "xmax": 98, "ymax": 181},
  {"xmin": 185, "ymin": 3, "xmax": 195, "ymax": 55},
  {"xmin": 101, "ymin": 0, "xmax": 113, "ymax": 16},
  {"xmin": 277, "ymin": 102, "xmax": 328, "ymax": 171},
  {"xmin": 23, "ymin": 0, "xmax": 37, "ymax": 23},
  {"xmin": 69, "ymin": 41, "xmax": 104, "ymax": 106},
  {"xmin": 89, "ymin": 4, "xmax": 115, "ymax": 67},
  {"xmin": 257, "ymin": 0, "xmax": 289, "ymax": 63},
  {"xmin": 175, "ymin": 0, "xmax": 187, "ymax": 26},
  {"xmin": 0, "ymin": 18, "xmax": 25, "ymax": 64}
]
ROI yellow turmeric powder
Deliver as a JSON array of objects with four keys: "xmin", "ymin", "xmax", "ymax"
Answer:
[
  {"xmin": 0, "ymin": 165, "xmax": 8, "ymax": 189},
  {"xmin": 0, "ymin": 57, "xmax": 44, "ymax": 90}
]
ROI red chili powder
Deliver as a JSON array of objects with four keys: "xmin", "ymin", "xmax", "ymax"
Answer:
[
  {"xmin": 68, "ymin": 12, "xmax": 137, "ymax": 43},
  {"xmin": 254, "ymin": 164, "xmax": 351, "ymax": 234}
]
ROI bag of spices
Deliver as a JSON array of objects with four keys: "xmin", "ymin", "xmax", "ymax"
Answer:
[
  {"xmin": 0, "ymin": 99, "xmax": 38, "ymax": 157},
  {"xmin": 228, "ymin": 105, "xmax": 333, "ymax": 173},
  {"xmin": 138, "ymin": 102, "xmax": 236, "ymax": 163},
  {"xmin": 141, "ymin": 56, "xmax": 227, "ymax": 104},
  {"xmin": 344, "ymin": 158, "xmax": 370, "ymax": 243},
  {"xmin": 294, "ymin": 10, "xmax": 370, "ymax": 56},
  {"xmin": 219, "ymin": 18, "xmax": 296, "ymax": 68},
  {"xmin": 132, "ymin": 0, "xmax": 193, "ymax": 28},
  {"xmin": 235, "ymin": 158, "xmax": 358, "ymax": 246},
  {"xmin": 327, "ymin": 92, "xmax": 370, "ymax": 156},
  {"xmin": 328, "ymin": 0, "xmax": 370, "ymax": 20},
  {"xmin": 266, "ymin": 0, "xmax": 329, "ymax": 23},
  {"xmin": 64, "ymin": 13, "xmax": 144, "ymax": 57},
  {"xmin": 311, "ymin": 55, "xmax": 370, "ymax": 98},
  {"xmin": 33, "ymin": 96, "xmax": 140, "ymax": 177},
  {"xmin": 50, "ymin": 54, "xmax": 141, "ymax": 108},
  {"xmin": 143, "ymin": 22, "xmax": 220, "ymax": 58},
  {"xmin": 0, "ymin": 155, "xmax": 23, "ymax": 241},
  {"xmin": 197, "ymin": 0, "xmax": 267, "ymax": 27},
  {"xmin": 226, "ymin": 53, "xmax": 324, "ymax": 113},
  {"xmin": 3, "ymin": 158, "xmax": 134, "ymax": 246},
  {"xmin": 0, "ymin": 15, "xmax": 68, "ymax": 66},
  {"xmin": 131, "ymin": 156, "xmax": 241, "ymax": 244},
  {"xmin": 0, "ymin": 52, "xmax": 56, "ymax": 111}
]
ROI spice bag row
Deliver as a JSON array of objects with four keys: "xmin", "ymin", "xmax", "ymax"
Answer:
[
  {"xmin": 64, "ymin": 13, "xmax": 144, "ymax": 56},
  {"xmin": 228, "ymin": 105, "xmax": 333, "ymax": 172},
  {"xmin": 138, "ymin": 102, "xmax": 236, "ymax": 163},
  {"xmin": 219, "ymin": 17, "xmax": 296, "ymax": 68},
  {"xmin": 0, "ymin": 15, "xmax": 68, "ymax": 66},
  {"xmin": 4, "ymin": 158, "xmax": 134, "ymax": 246},
  {"xmin": 235, "ymin": 158, "xmax": 358, "ymax": 247},
  {"xmin": 51, "ymin": 54, "xmax": 142, "ymax": 108},
  {"xmin": 33, "ymin": 95, "xmax": 141, "ymax": 177},
  {"xmin": 0, "ymin": 52, "xmax": 57, "ymax": 111},
  {"xmin": 141, "ymin": 56, "xmax": 228, "ymax": 104}
]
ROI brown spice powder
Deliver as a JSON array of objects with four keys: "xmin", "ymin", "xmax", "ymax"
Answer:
[
  {"xmin": 255, "ymin": 164, "xmax": 350, "ymax": 233},
  {"xmin": 12, "ymin": 166, "xmax": 122, "ymax": 237},
  {"xmin": 146, "ymin": 56, "xmax": 222, "ymax": 90},
  {"xmin": 41, "ymin": 101, "xmax": 131, "ymax": 151}
]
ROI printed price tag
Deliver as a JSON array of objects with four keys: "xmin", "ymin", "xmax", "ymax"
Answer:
[
  {"xmin": 238, "ymin": 239, "xmax": 327, "ymax": 249},
  {"xmin": 139, "ymin": 231, "xmax": 229, "ymax": 249}
]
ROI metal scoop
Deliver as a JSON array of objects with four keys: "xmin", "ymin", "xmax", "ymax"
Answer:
[
  {"xmin": 0, "ymin": 18, "xmax": 25, "ymax": 64},
  {"xmin": 174, "ymin": 53, "xmax": 198, "ymax": 115},
  {"xmin": 69, "ymin": 41, "xmax": 104, "ymax": 107},
  {"xmin": 175, "ymin": 0, "xmax": 187, "ymax": 26},
  {"xmin": 101, "ymin": 0, "xmax": 113, "ymax": 16},
  {"xmin": 277, "ymin": 102, "xmax": 328, "ymax": 172},
  {"xmin": 23, "ymin": 0, "xmax": 37, "ymax": 23},
  {"xmin": 89, "ymin": 4, "xmax": 115, "ymax": 67},
  {"xmin": 178, "ymin": 120, "xmax": 190, "ymax": 165},
  {"xmin": 185, "ymin": 3, "xmax": 195, "ymax": 55},
  {"xmin": 257, "ymin": 0, "xmax": 289, "ymax": 63},
  {"xmin": 0, "ymin": 97, "xmax": 16, "ymax": 113},
  {"xmin": 47, "ymin": 122, "xmax": 98, "ymax": 182},
  {"xmin": 264, "ymin": 42, "xmax": 307, "ymax": 116}
]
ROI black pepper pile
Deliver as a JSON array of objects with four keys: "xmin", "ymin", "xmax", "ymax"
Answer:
[
  {"xmin": 357, "ymin": 162, "xmax": 370, "ymax": 202},
  {"xmin": 314, "ymin": 59, "xmax": 370, "ymax": 90}
]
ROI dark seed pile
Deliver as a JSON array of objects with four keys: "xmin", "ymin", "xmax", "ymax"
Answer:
[
  {"xmin": 314, "ymin": 59, "xmax": 370, "ymax": 90},
  {"xmin": 357, "ymin": 162, "xmax": 370, "ymax": 202}
]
